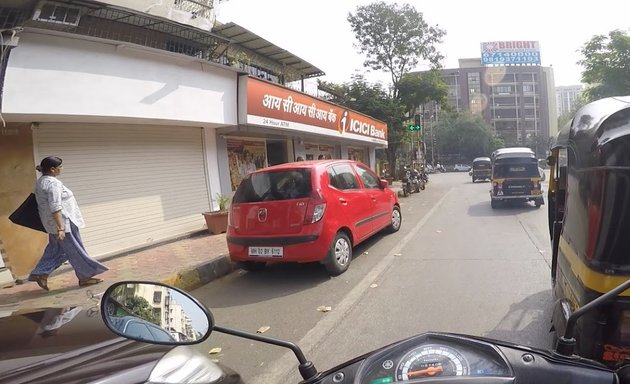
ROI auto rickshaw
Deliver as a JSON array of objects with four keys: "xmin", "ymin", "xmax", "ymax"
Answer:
[
  {"xmin": 548, "ymin": 95, "xmax": 630, "ymax": 365},
  {"xmin": 471, "ymin": 156, "xmax": 491, "ymax": 182},
  {"xmin": 489, "ymin": 147, "xmax": 543, "ymax": 209}
]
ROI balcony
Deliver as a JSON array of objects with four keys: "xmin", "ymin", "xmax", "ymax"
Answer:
[
  {"xmin": 171, "ymin": 0, "xmax": 215, "ymax": 30},
  {"xmin": 492, "ymin": 103, "xmax": 518, "ymax": 109}
]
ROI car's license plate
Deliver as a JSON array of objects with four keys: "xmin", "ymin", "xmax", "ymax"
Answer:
[{"xmin": 248, "ymin": 246, "xmax": 283, "ymax": 257}]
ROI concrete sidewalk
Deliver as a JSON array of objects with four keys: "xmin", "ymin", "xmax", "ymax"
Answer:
[
  {"xmin": 0, "ymin": 180, "xmax": 405, "ymax": 309},
  {"xmin": 0, "ymin": 231, "xmax": 233, "ymax": 309}
]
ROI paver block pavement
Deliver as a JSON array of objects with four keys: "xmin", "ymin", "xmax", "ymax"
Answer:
[{"xmin": 0, "ymin": 232, "xmax": 234, "ymax": 309}]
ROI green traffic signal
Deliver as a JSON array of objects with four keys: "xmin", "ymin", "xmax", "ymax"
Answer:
[{"xmin": 407, "ymin": 124, "xmax": 422, "ymax": 132}]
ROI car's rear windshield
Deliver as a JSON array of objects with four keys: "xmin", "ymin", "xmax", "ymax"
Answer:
[
  {"xmin": 493, "ymin": 160, "xmax": 539, "ymax": 178},
  {"xmin": 233, "ymin": 169, "xmax": 312, "ymax": 203}
]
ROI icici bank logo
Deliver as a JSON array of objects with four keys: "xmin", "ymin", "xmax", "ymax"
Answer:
[{"xmin": 339, "ymin": 110, "xmax": 348, "ymax": 135}]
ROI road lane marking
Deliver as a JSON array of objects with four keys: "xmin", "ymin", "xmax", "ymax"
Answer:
[{"xmin": 252, "ymin": 188, "xmax": 455, "ymax": 384}]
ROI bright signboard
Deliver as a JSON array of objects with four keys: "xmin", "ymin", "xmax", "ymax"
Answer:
[{"xmin": 481, "ymin": 41, "xmax": 541, "ymax": 65}]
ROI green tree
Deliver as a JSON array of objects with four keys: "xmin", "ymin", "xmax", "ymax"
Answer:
[
  {"xmin": 579, "ymin": 29, "xmax": 630, "ymax": 101},
  {"xmin": 346, "ymin": 2, "xmax": 446, "ymax": 175},
  {"xmin": 347, "ymin": 1, "xmax": 445, "ymax": 98},
  {"xmin": 124, "ymin": 296, "xmax": 161, "ymax": 325},
  {"xmin": 436, "ymin": 112, "xmax": 500, "ymax": 162},
  {"xmin": 319, "ymin": 75, "xmax": 406, "ymax": 176},
  {"xmin": 398, "ymin": 70, "xmax": 449, "ymax": 115}
]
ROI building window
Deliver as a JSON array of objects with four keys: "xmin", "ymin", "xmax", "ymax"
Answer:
[
  {"xmin": 520, "ymin": 73, "xmax": 538, "ymax": 82},
  {"xmin": 153, "ymin": 291, "xmax": 162, "ymax": 304},
  {"xmin": 495, "ymin": 86, "xmax": 512, "ymax": 95},
  {"xmin": 523, "ymin": 84, "xmax": 534, "ymax": 93},
  {"xmin": 467, "ymin": 72, "xmax": 481, "ymax": 112}
]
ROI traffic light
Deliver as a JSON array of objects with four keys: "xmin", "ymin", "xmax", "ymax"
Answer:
[{"xmin": 407, "ymin": 114, "xmax": 422, "ymax": 132}]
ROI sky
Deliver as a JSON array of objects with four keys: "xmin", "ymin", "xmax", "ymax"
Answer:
[{"xmin": 216, "ymin": 0, "xmax": 629, "ymax": 89}]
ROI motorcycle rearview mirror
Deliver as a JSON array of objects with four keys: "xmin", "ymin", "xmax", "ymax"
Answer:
[
  {"xmin": 100, "ymin": 281, "xmax": 318, "ymax": 381},
  {"xmin": 101, "ymin": 281, "xmax": 213, "ymax": 345},
  {"xmin": 556, "ymin": 277, "xmax": 630, "ymax": 356}
]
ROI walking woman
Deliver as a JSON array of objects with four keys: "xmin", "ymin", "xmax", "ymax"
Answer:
[{"xmin": 28, "ymin": 156, "xmax": 108, "ymax": 291}]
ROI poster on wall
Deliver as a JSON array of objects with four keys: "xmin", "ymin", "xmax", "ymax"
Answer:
[
  {"xmin": 347, "ymin": 147, "xmax": 366, "ymax": 163},
  {"xmin": 304, "ymin": 142, "xmax": 334, "ymax": 160},
  {"xmin": 227, "ymin": 138, "xmax": 267, "ymax": 191}
]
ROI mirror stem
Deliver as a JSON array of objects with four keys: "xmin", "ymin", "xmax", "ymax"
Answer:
[{"xmin": 213, "ymin": 325, "xmax": 318, "ymax": 380}]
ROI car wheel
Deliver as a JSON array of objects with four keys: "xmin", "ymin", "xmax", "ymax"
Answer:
[
  {"xmin": 387, "ymin": 206, "xmax": 402, "ymax": 233},
  {"xmin": 237, "ymin": 261, "xmax": 267, "ymax": 272},
  {"xmin": 535, "ymin": 199, "xmax": 543, "ymax": 208},
  {"xmin": 324, "ymin": 232, "xmax": 352, "ymax": 276}
]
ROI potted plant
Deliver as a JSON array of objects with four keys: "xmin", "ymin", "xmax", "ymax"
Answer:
[{"xmin": 202, "ymin": 193, "xmax": 230, "ymax": 235}]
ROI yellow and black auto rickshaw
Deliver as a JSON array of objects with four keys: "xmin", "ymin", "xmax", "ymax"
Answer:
[
  {"xmin": 489, "ymin": 147, "xmax": 544, "ymax": 209},
  {"xmin": 471, "ymin": 156, "xmax": 491, "ymax": 182},
  {"xmin": 548, "ymin": 95, "xmax": 630, "ymax": 365}
]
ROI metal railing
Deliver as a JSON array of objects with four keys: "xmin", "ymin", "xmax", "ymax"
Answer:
[{"xmin": 174, "ymin": 0, "xmax": 214, "ymax": 20}]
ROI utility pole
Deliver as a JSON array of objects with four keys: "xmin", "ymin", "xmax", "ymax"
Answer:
[
  {"xmin": 430, "ymin": 120, "xmax": 435, "ymax": 165},
  {"xmin": 434, "ymin": 102, "xmax": 440, "ymax": 164}
]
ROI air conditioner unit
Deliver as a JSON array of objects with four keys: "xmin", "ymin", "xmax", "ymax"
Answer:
[{"xmin": 32, "ymin": 1, "xmax": 81, "ymax": 26}]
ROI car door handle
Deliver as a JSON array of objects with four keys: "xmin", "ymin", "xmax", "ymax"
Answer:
[
  {"xmin": 339, "ymin": 198, "xmax": 348, "ymax": 205},
  {"xmin": 369, "ymin": 196, "xmax": 377, "ymax": 201}
]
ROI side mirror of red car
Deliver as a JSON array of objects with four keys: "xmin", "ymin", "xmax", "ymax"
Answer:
[{"xmin": 380, "ymin": 179, "xmax": 389, "ymax": 189}]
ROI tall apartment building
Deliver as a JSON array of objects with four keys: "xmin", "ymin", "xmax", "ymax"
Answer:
[
  {"xmin": 417, "ymin": 54, "xmax": 558, "ymax": 155},
  {"xmin": 556, "ymin": 85, "xmax": 584, "ymax": 116}
]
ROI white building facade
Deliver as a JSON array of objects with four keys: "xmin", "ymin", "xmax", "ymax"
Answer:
[
  {"xmin": 556, "ymin": 85, "xmax": 584, "ymax": 116},
  {"xmin": 0, "ymin": 1, "xmax": 387, "ymax": 276}
]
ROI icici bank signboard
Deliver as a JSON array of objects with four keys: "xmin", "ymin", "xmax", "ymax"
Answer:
[{"xmin": 243, "ymin": 77, "xmax": 388, "ymax": 146}]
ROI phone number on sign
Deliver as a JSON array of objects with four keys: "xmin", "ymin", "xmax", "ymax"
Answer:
[{"xmin": 482, "ymin": 52, "xmax": 540, "ymax": 64}]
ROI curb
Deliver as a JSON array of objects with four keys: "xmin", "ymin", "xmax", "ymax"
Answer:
[{"xmin": 161, "ymin": 253, "xmax": 236, "ymax": 292}]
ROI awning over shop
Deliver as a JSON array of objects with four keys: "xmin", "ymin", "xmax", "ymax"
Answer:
[{"xmin": 212, "ymin": 22, "xmax": 325, "ymax": 82}]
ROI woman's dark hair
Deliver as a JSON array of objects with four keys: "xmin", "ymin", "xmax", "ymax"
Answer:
[{"xmin": 36, "ymin": 156, "xmax": 63, "ymax": 174}]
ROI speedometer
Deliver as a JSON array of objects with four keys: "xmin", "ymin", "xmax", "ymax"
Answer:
[{"xmin": 395, "ymin": 344, "xmax": 470, "ymax": 380}]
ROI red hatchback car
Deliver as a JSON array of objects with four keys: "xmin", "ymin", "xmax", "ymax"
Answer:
[{"xmin": 227, "ymin": 160, "xmax": 401, "ymax": 275}]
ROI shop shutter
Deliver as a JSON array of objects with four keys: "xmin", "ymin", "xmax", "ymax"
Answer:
[{"xmin": 34, "ymin": 123, "xmax": 210, "ymax": 258}]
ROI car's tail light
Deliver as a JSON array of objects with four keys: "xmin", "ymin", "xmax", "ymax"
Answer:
[
  {"xmin": 494, "ymin": 182, "xmax": 503, "ymax": 196},
  {"xmin": 305, "ymin": 188, "xmax": 326, "ymax": 224},
  {"xmin": 228, "ymin": 206, "xmax": 240, "ymax": 228}
]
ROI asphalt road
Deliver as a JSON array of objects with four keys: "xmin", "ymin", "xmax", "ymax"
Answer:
[{"xmin": 190, "ymin": 171, "xmax": 554, "ymax": 383}]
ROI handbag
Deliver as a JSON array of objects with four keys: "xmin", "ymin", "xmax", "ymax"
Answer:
[{"xmin": 9, "ymin": 193, "xmax": 46, "ymax": 233}]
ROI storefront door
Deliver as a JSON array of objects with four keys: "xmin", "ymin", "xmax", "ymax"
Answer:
[{"xmin": 267, "ymin": 140, "xmax": 287, "ymax": 166}]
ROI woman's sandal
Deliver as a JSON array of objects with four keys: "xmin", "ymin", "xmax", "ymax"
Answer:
[
  {"xmin": 28, "ymin": 274, "xmax": 49, "ymax": 291},
  {"xmin": 78, "ymin": 277, "xmax": 103, "ymax": 287}
]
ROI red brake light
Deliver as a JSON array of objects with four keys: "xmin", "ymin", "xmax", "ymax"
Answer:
[{"xmin": 304, "ymin": 188, "xmax": 326, "ymax": 224}]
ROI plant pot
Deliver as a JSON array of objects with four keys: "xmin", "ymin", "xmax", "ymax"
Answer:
[{"xmin": 202, "ymin": 211, "xmax": 228, "ymax": 235}]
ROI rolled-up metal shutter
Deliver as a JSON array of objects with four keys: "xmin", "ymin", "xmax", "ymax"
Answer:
[{"xmin": 34, "ymin": 123, "xmax": 210, "ymax": 258}]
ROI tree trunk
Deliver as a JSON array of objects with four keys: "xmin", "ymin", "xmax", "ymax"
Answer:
[{"xmin": 388, "ymin": 145, "xmax": 399, "ymax": 180}]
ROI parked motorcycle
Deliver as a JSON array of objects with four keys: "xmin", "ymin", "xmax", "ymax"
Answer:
[
  {"xmin": 101, "ymin": 278, "xmax": 630, "ymax": 384},
  {"xmin": 414, "ymin": 170, "xmax": 429, "ymax": 190},
  {"xmin": 401, "ymin": 168, "xmax": 415, "ymax": 197}
]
